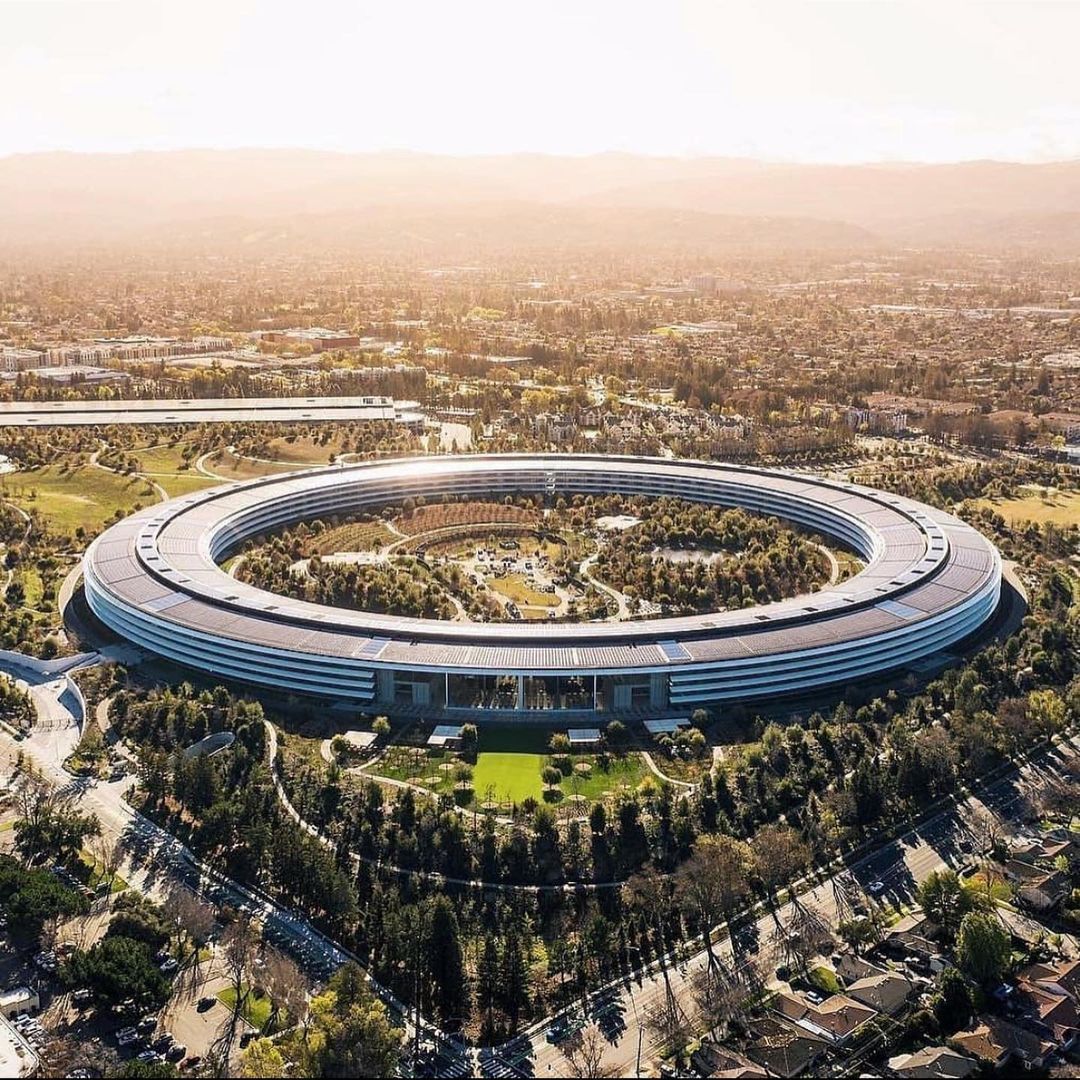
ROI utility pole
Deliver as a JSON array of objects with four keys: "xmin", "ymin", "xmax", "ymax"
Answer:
[{"xmin": 636, "ymin": 1024, "xmax": 644, "ymax": 1077}]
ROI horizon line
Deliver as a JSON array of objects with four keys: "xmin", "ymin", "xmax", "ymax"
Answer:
[{"xmin": 2, "ymin": 146, "xmax": 1080, "ymax": 169}]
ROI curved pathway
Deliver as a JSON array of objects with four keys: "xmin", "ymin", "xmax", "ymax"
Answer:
[
  {"xmin": 579, "ymin": 552, "xmax": 630, "ymax": 620},
  {"xmin": 267, "ymin": 720, "xmax": 626, "ymax": 891},
  {"xmin": 0, "ymin": 501, "xmax": 33, "ymax": 599},
  {"xmin": 90, "ymin": 441, "xmax": 168, "ymax": 504},
  {"xmin": 641, "ymin": 750, "xmax": 696, "ymax": 792}
]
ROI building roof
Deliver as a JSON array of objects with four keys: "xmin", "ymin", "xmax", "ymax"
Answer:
[
  {"xmin": 844, "ymin": 971, "xmax": 914, "ymax": 1014},
  {"xmin": 84, "ymin": 454, "xmax": 1001, "ymax": 687},
  {"xmin": 951, "ymin": 1016, "xmax": 1054, "ymax": 1064},
  {"xmin": 0, "ymin": 395, "xmax": 408, "ymax": 427},
  {"xmin": 774, "ymin": 992, "xmax": 877, "ymax": 1041},
  {"xmin": 887, "ymin": 1045, "xmax": 977, "ymax": 1078},
  {"xmin": 0, "ymin": 1016, "xmax": 38, "ymax": 1077}
]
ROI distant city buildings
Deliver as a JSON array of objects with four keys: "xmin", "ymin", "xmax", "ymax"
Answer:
[{"xmin": 254, "ymin": 328, "xmax": 361, "ymax": 351}]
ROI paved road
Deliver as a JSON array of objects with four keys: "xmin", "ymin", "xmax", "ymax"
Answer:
[
  {"xmin": 3, "ymin": 641, "xmax": 1069, "ymax": 1079},
  {"xmin": 504, "ymin": 738, "xmax": 1075, "ymax": 1079}
]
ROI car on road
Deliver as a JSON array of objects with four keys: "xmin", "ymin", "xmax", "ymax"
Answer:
[
  {"xmin": 867, "ymin": 880, "xmax": 887, "ymax": 895},
  {"xmin": 197, "ymin": 996, "xmax": 216, "ymax": 1011}
]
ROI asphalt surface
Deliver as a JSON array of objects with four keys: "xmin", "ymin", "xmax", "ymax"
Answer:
[
  {"xmin": 2, "ymin": 646, "xmax": 1072, "ymax": 1079},
  {"xmin": 487, "ymin": 737, "xmax": 1076, "ymax": 1078}
]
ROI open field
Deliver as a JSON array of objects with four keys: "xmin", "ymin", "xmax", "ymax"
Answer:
[
  {"xmin": 261, "ymin": 434, "xmax": 351, "ymax": 464},
  {"xmin": 134, "ymin": 442, "xmax": 197, "ymax": 473},
  {"xmin": 974, "ymin": 486, "xmax": 1080, "ymax": 527},
  {"xmin": 133, "ymin": 442, "xmax": 221, "ymax": 497},
  {"xmin": 151, "ymin": 473, "xmax": 222, "ymax": 497},
  {"xmin": 206, "ymin": 450, "xmax": 306, "ymax": 481},
  {"xmin": 489, "ymin": 573, "xmax": 559, "ymax": 610},
  {"xmin": 0, "ymin": 465, "xmax": 152, "ymax": 535}
]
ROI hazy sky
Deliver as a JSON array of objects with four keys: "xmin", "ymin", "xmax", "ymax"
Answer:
[{"xmin": 3, "ymin": 0, "xmax": 1079, "ymax": 162}]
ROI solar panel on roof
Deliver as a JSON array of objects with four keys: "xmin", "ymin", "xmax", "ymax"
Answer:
[
  {"xmin": 659, "ymin": 640, "xmax": 691, "ymax": 661},
  {"xmin": 355, "ymin": 637, "xmax": 390, "ymax": 660},
  {"xmin": 878, "ymin": 599, "xmax": 923, "ymax": 620}
]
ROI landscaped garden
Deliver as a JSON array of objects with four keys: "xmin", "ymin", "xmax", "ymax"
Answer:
[{"xmin": 359, "ymin": 723, "xmax": 651, "ymax": 810}]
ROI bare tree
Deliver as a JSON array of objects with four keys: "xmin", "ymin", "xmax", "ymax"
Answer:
[
  {"xmin": 673, "ymin": 835, "xmax": 757, "ymax": 965},
  {"xmin": 966, "ymin": 803, "xmax": 1012, "ymax": 860},
  {"xmin": 260, "ymin": 949, "xmax": 307, "ymax": 1035},
  {"xmin": 559, "ymin": 1024, "xmax": 619, "ymax": 1080},
  {"xmin": 39, "ymin": 914, "xmax": 60, "ymax": 956},
  {"xmin": 162, "ymin": 885, "xmax": 216, "ymax": 970},
  {"xmin": 772, "ymin": 900, "xmax": 834, "ymax": 977},
  {"xmin": 644, "ymin": 992, "xmax": 694, "ymax": 1065},
  {"xmin": 90, "ymin": 831, "xmax": 123, "ymax": 897},
  {"xmin": 209, "ymin": 916, "xmax": 258, "ymax": 1074},
  {"xmin": 688, "ymin": 959, "xmax": 750, "ymax": 1037}
]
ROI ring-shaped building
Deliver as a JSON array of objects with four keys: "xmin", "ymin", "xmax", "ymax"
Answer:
[{"xmin": 84, "ymin": 454, "xmax": 1001, "ymax": 717}]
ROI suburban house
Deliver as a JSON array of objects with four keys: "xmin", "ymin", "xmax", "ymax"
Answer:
[
  {"xmin": 689, "ymin": 1042, "xmax": 766, "ymax": 1078},
  {"xmin": 950, "ymin": 1016, "xmax": 1055, "ymax": 1069},
  {"xmin": 844, "ymin": 970, "xmax": 915, "ymax": 1015},
  {"xmin": 1005, "ymin": 859, "xmax": 1072, "ymax": 912},
  {"xmin": 886, "ymin": 1044, "xmax": 977, "ymax": 1079},
  {"xmin": 744, "ymin": 1018, "xmax": 827, "ymax": 1078},
  {"xmin": 773, "ymin": 991, "xmax": 877, "ymax": 1044}
]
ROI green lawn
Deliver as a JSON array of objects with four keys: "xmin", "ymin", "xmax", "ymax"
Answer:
[
  {"xmin": 218, "ymin": 986, "xmax": 276, "ymax": 1031},
  {"xmin": 974, "ymin": 487, "xmax": 1080, "ymax": 527},
  {"xmin": 369, "ymin": 725, "xmax": 651, "ymax": 808},
  {"xmin": 472, "ymin": 751, "xmax": 547, "ymax": 804},
  {"xmin": 0, "ymin": 465, "xmax": 152, "ymax": 536},
  {"xmin": 76, "ymin": 849, "xmax": 127, "ymax": 894},
  {"xmin": 558, "ymin": 753, "xmax": 648, "ymax": 800},
  {"xmin": 134, "ymin": 443, "xmax": 196, "ymax": 473}
]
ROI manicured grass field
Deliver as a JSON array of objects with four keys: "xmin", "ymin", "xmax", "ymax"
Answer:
[
  {"xmin": 218, "ymin": 986, "xmax": 276, "ymax": 1031},
  {"xmin": 975, "ymin": 487, "xmax": 1080, "ymax": 527},
  {"xmin": 558, "ymin": 753, "xmax": 648, "ymax": 800},
  {"xmin": 0, "ymin": 465, "xmax": 152, "ymax": 535},
  {"xmin": 472, "ymin": 750, "xmax": 547, "ymax": 804},
  {"xmin": 134, "ymin": 443, "xmax": 221, "ymax": 497},
  {"xmin": 368, "ymin": 724, "xmax": 651, "ymax": 807}
]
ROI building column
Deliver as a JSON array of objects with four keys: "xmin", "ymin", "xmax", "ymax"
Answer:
[{"xmin": 517, "ymin": 675, "xmax": 526, "ymax": 710}]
